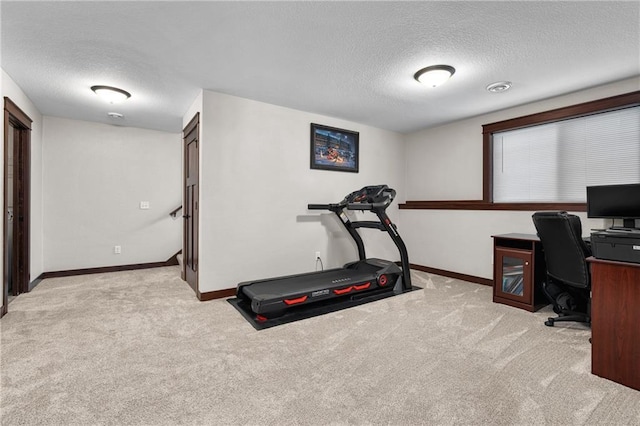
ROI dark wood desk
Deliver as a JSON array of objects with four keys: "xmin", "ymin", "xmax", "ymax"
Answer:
[{"xmin": 589, "ymin": 257, "xmax": 640, "ymax": 391}]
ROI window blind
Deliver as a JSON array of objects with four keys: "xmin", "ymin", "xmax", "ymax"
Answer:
[{"xmin": 492, "ymin": 106, "xmax": 640, "ymax": 203}]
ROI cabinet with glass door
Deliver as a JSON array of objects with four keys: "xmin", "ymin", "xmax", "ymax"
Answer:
[{"xmin": 492, "ymin": 234, "xmax": 547, "ymax": 312}]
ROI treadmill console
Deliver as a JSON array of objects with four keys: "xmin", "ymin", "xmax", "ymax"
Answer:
[
  {"xmin": 347, "ymin": 185, "xmax": 393, "ymax": 205},
  {"xmin": 307, "ymin": 185, "xmax": 396, "ymax": 213}
]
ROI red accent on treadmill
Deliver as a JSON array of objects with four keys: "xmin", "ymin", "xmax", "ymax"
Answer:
[
  {"xmin": 378, "ymin": 274, "xmax": 388, "ymax": 286},
  {"xmin": 353, "ymin": 282, "xmax": 371, "ymax": 291},
  {"xmin": 256, "ymin": 315, "xmax": 268, "ymax": 322},
  {"xmin": 385, "ymin": 218, "xmax": 391, "ymax": 225},
  {"xmin": 283, "ymin": 295, "xmax": 308, "ymax": 305},
  {"xmin": 333, "ymin": 286, "xmax": 353, "ymax": 295}
]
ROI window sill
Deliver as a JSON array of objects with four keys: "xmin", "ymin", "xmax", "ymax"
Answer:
[{"xmin": 399, "ymin": 201, "xmax": 586, "ymax": 211}]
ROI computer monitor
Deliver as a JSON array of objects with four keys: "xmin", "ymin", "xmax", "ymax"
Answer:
[{"xmin": 587, "ymin": 183, "xmax": 640, "ymax": 229}]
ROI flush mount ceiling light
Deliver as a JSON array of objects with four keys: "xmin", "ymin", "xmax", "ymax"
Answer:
[
  {"xmin": 486, "ymin": 81, "xmax": 512, "ymax": 93},
  {"xmin": 414, "ymin": 65, "xmax": 456, "ymax": 88},
  {"xmin": 107, "ymin": 112, "xmax": 124, "ymax": 119},
  {"xmin": 91, "ymin": 85, "xmax": 131, "ymax": 103}
]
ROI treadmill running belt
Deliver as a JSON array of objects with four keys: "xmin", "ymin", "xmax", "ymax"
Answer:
[{"xmin": 241, "ymin": 267, "xmax": 378, "ymax": 300}]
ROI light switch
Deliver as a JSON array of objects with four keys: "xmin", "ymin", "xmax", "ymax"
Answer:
[{"xmin": 140, "ymin": 201, "xmax": 150, "ymax": 209}]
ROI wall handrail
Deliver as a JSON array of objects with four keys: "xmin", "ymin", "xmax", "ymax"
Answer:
[{"xmin": 169, "ymin": 205, "xmax": 183, "ymax": 218}]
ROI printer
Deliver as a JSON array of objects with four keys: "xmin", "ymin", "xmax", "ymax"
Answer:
[{"xmin": 591, "ymin": 229, "xmax": 640, "ymax": 264}]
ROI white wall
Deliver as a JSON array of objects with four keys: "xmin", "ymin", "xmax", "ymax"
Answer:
[
  {"xmin": 42, "ymin": 116, "xmax": 181, "ymax": 271},
  {"xmin": 182, "ymin": 90, "xmax": 203, "ymax": 130},
  {"xmin": 403, "ymin": 77, "xmax": 640, "ymax": 279},
  {"xmin": 1, "ymin": 69, "xmax": 44, "ymax": 314},
  {"xmin": 196, "ymin": 91, "xmax": 406, "ymax": 293}
]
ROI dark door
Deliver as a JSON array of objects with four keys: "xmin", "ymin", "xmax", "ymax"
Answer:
[
  {"xmin": 3, "ymin": 97, "xmax": 31, "ymax": 317},
  {"xmin": 183, "ymin": 114, "xmax": 199, "ymax": 292}
]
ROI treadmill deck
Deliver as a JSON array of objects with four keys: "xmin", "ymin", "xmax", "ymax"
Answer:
[
  {"xmin": 240, "ymin": 265, "xmax": 380, "ymax": 301},
  {"xmin": 228, "ymin": 284, "xmax": 419, "ymax": 330}
]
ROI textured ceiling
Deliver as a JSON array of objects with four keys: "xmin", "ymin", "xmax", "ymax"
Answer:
[{"xmin": 2, "ymin": 1, "xmax": 639, "ymax": 134}]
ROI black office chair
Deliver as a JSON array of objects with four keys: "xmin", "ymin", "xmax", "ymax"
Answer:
[{"xmin": 532, "ymin": 211, "xmax": 591, "ymax": 327}]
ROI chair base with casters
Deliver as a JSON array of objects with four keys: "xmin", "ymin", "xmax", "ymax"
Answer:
[{"xmin": 542, "ymin": 280, "xmax": 591, "ymax": 327}]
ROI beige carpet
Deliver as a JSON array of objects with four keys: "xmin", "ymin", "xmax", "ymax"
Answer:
[{"xmin": 1, "ymin": 266, "xmax": 639, "ymax": 425}]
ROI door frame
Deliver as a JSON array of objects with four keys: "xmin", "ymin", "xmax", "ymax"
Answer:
[
  {"xmin": 2, "ymin": 97, "xmax": 32, "ymax": 317},
  {"xmin": 182, "ymin": 113, "xmax": 199, "ymax": 294}
]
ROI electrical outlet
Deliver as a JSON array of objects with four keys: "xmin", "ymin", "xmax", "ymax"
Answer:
[
  {"xmin": 140, "ymin": 201, "xmax": 150, "ymax": 210},
  {"xmin": 315, "ymin": 251, "xmax": 321, "ymax": 260},
  {"xmin": 114, "ymin": 245, "xmax": 121, "ymax": 254}
]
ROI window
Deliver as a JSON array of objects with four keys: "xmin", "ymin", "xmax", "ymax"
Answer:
[
  {"xmin": 483, "ymin": 91, "xmax": 640, "ymax": 207},
  {"xmin": 492, "ymin": 106, "xmax": 640, "ymax": 202},
  {"xmin": 399, "ymin": 91, "xmax": 640, "ymax": 211}
]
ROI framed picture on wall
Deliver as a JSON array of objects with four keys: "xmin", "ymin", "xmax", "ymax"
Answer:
[{"xmin": 310, "ymin": 123, "xmax": 359, "ymax": 173}]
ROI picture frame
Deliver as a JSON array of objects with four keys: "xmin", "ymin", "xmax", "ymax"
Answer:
[{"xmin": 310, "ymin": 123, "xmax": 359, "ymax": 173}]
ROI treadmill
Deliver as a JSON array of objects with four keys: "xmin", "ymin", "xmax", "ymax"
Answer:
[{"xmin": 228, "ymin": 185, "xmax": 418, "ymax": 329}]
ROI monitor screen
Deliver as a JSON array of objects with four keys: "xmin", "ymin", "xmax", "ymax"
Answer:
[{"xmin": 587, "ymin": 183, "xmax": 640, "ymax": 219}]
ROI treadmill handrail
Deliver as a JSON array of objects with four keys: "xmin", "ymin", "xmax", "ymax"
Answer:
[
  {"xmin": 346, "ymin": 200, "xmax": 392, "ymax": 210},
  {"xmin": 352, "ymin": 221, "xmax": 385, "ymax": 230},
  {"xmin": 347, "ymin": 203, "xmax": 373, "ymax": 210},
  {"xmin": 307, "ymin": 202, "xmax": 346, "ymax": 212},
  {"xmin": 308, "ymin": 203, "xmax": 332, "ymax": 210}
]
